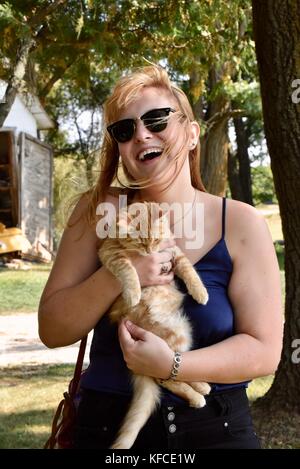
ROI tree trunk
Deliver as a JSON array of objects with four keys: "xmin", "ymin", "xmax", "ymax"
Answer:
[
  {"xmin": 252, "ymin": 0, "xmax": 300, "ymax": 412},
  {"xmin": 233, "ymin": 116, "xmax": 253, "ymax": 205},
  {"xmin": 0, "ymin": 0, "xmax": 68, "ymax": 126},
  {"xmin": 0, "ymin": 37, "xmax": 34, "ymax": 127},
  {"xmin": 200, "ymin": 69, "xmax": 230, "ymax": 196},
  {"xmin": 227, "ymin": 148, "xmax": 244, "ymax": 201},
  {"xmin": 85, "ymin": 155, "xmax": 96, "ymax": 189}
]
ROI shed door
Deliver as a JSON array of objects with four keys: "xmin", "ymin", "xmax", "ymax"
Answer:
[{"xmin": 19, "ymin": 132, "xmax": 53, "ymax": 258}]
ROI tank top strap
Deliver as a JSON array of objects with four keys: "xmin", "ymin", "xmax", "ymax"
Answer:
[{"xmin": 221, "ymin": 197, "xmax": 227, "ymax": 239}]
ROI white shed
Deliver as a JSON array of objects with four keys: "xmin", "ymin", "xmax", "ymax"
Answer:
[{"xmin": 0, "ymin": 82, "xmax": 54, "ymax": 261}]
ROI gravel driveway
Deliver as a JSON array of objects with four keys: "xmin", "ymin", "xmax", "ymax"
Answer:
[{"xmin": 0, "ymin": 313, "xmax": 91, "ymax": 367}]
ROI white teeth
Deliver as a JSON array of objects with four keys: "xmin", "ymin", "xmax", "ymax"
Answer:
[{"xmin": 138, "ymin": 148, "xmax": 163, "ymax": 161}]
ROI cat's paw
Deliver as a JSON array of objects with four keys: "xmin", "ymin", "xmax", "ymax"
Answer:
[
  {"xmin": 191, "ymin": 287, "xmax": 209, "ymax": 305},
  {"xmin": 110, "ymin": 439, "xmax": 132, "ymax": 449},
  {"xmin": 191, "ymin": 382, "xmax": 211, "ymax": 395},
  {"xmin": 189, "ymin": 393, "xmax": 206, "ymax": 409},
  {"xmin": 123, "ymin": 289, "xmax": 141, "ymax": 307}
]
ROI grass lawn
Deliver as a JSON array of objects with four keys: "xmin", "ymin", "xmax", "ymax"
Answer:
[
  {"xmin": 256, "ymin": 204, "xmax": 283, "ymax": 242},
  {"xmin": 0, "ymin": 365, "xmax": 298, "ymax": 449},
  {"xmin": 0, "ymin": 364, "xmax": 73, "ymax": 449},
  {"xmin": 0, "ymin": 263, "xmax": 51, "ymax": 315}
]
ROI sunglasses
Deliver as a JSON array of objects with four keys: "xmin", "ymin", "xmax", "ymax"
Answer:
[{"xmin": 107, "ymin": 107, "xmax": 176, "ymax": 143}]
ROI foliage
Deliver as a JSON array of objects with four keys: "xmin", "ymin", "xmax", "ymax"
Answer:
[
  {"xmin": 275, "ymin": 243, "xmax": 285, "ymax": 271},
  {"xmin": 0, "ymin": 1, "xmax": 267, "ymax": 209},
  {"xmin": 251, "ymin": 165, "xmax": 277, "ymax": 205},
  {"xmin": 0, "ymin": 0, "xmax": 255, "ymax": 113},
  {"xmin": 52, "ymin": 156, "xmax": 93, "ymax": 249}
]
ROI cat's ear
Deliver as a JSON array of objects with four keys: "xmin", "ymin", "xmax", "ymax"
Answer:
[
  {"xmin": 117, "ymin": 218, "xmax": 129, "ymax": 236},
  {"xmin": 117, "ymin": 209, "xmax": 131, "ymax": 236},
  {"xmin": 160, "ymin": 210, "xmax": 170, "ymax": 224},
  {"xmin": 117, "ymin": 209, "xmax": 139, "ymax": 237},
  {"xmin": 157, "ymin": 206, "xmax": 170, "ymax": 224},
  {"xmin": 152, "ymin": 209, "xmax": 171, "ymax": 236},
  {"xmin": 150, "ymin": 202, "xmax": 168, "ymax": 222}
]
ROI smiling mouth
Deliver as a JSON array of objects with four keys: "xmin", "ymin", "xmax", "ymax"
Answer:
[
  {"xmin": 142, "ymin": 151, "xmax": 162, "ymax": 161},
  {"xmin": 137, "ymin": 148, "xmax": 163, "ymax": 162}
]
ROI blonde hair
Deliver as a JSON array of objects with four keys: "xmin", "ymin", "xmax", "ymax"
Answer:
[{"xmin": 83, "ymin": 64, "xmax": 206, "ymax": 226}]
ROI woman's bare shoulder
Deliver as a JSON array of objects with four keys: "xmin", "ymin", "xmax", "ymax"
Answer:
[
  {"xmin": 226, "ymin": 198, "xmax": 265, "ymax": 229},
  {"xmin": 225, "ymin": 198, "xmax": 269, "ymax": 261}
]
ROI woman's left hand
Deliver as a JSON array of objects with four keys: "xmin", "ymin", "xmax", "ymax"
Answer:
[{"xmin": 118, "ymin": 320, "xmax": 174, "ymax": 379}]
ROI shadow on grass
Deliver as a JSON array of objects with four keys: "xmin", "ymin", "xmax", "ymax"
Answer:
[
  {"xmin": 1, "ymin": 365, "xmax": 299, "ymax": 449},
  {"xmin": 251, "ymin": 406, "xmax": 300, "ymax": 449},
  {"xmin": 0, "ymin": 408, "xmax": 53, "ymax": 449},
  {"xmin": 0, "ymin": 364, "xmax": 75, "ymax": 379},
  {"xmin": 0, "ymin": 364, "xmax": 75, "ymax": 449}
]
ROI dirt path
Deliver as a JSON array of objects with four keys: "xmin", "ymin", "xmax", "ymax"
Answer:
[{"xmin": 0, "ymin": 313, "xmax": 91, "ymax": 367}]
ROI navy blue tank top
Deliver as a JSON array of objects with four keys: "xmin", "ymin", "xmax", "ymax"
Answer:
[{"xmin": 81, "ymin": 198, "xmax": 248, "ymax": 399}]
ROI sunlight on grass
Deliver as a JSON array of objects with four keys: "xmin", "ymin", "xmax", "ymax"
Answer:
[
  {"xmin": 256, "ymin": 204, "xmax": 283, "ymax": 242},
  {"xmin": 28, "ymin": 425, "xmax": 50, "ymax": 434},
  {"xmin": 0, "ymin": 365, "xmax": 73, "ymax": 449},
  {"xmin": 265, "ymin": 213, "xmax": 283, "ymax": 241},
  {"xmin": 0, "ymin": 265, "xmax": 51, "ymax": 314},
  {"xmin": 247, "ymin": 375, "xmax": 273, "ymax": 402},
  {"xmin": 0, "ymin": 365, "xmax": 285, "ymax": 449}
]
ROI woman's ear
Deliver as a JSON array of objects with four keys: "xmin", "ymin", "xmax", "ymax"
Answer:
[{"xmin": 189, "ymin": 121, "xmax": 200, "ymax": 149}]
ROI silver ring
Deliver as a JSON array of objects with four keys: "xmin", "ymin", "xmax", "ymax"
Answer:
[{"xmin": 160, "ymin": 263, "xmax": 170, "ymax": 275}]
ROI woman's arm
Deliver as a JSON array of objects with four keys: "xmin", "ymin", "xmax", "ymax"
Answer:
[
  {"xmin": 118, "ymin": 202, "xmax": 284, "ymax": 382},
  {"xmin": 38, "ymin": 195, "xmax": 122, "ymax": 348}
]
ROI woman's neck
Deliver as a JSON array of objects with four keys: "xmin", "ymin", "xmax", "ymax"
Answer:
[{"xmin": 138, "ymin": 185, "xmax": 196, "ymax": 206}]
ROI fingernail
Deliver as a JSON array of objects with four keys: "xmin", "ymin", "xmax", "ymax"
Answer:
[{"xmin": 126, "ymin": 320, "xmax": 132, "ymax": 327}]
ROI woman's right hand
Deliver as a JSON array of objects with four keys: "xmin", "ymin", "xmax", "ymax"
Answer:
[{"xmin": 128, "ymin": 239, "xmax": 176, "ymax": 286}]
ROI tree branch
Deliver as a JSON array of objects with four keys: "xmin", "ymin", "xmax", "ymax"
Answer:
[
  {"xmin": 203, "ymin": 109, "xmax": 246, "ymax": 135},
  {"xmin": 27, "ymin": 0, "xmax": 68, "ymax": 31}
]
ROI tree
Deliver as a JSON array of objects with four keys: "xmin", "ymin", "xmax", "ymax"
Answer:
[
  {"xmin": 1, "ymin": 0, "xmax": 256, "ymax": 196},
  {"xmin": 46, "ymin": 74, "xmax": 114, "ymax": 187},
  {"xmin": 252, "ymin": 0, "xmax": 300, "ymax": 411},
  {"xmin": 251, "ymin": 166, "xmax": 277, "ymax": 206},
  {"xmin": 163, "ymin": 0, "xmax": 255, "ymax": 195},
  {"xmin": 226, "ymin": 78, "xmax": 264, "ymax": 204},
  {"xmin": 0, "ymin": 0, "xmax": 68, "ymax": 126}
]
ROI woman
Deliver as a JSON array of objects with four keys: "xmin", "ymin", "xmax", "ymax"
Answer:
[{"xmin": 39, "ymin": 65, "xmax": 283, "ymax": 449}]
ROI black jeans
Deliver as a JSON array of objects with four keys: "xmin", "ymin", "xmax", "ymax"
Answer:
[{"xmin": 73, "ymin": 387, "xmax": 261, "ymax": 449}]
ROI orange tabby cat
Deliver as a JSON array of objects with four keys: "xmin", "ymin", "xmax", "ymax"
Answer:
[{"xmin": 98, "ymin": 202, "xmax": 210, "ymax": 449}]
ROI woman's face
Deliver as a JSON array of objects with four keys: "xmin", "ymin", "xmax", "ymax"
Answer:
[{"xmin": 116, "ymin": 86, "xmax": 183, "ymax": 183}]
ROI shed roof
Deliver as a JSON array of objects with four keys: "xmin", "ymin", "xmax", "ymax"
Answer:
[{"xmin": 0, "ymin": 81, "xmax": 54, "ymax": 130}]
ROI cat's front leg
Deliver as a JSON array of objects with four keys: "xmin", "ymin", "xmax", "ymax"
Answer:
[
  {"xmin": 105, "ymin": 257, "xmax": 142, "ymax": 307},
  {"xmin": 189, "ymin": 381, "xmax": 211, "ymax": 396},
  {"xmin": 158, "ymin": 379, "xmax": 206, "ymax": 408},
  {"xmin": 172, "ymin": 247, "xmax": 209, "ymax": 305}
]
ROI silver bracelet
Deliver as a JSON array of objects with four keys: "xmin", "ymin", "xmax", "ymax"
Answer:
[{"xmin": 169, "ymin": 351, "xmax": 182, "ymax": 380}]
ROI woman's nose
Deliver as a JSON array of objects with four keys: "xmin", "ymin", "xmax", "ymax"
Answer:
[{"xmin": 134, "ymin": 119, "xmax": 152, "ymax": 141}]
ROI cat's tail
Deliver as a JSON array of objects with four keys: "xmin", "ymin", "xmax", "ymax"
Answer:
[{"xmin": 110, "ymin": 375, "xmax": 160, "ymax": 449}]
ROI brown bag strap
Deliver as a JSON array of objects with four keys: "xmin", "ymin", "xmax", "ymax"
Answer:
[
  {"xmin": 70, "ymin": 336, "xmax": 87, "ymax": 397},
  {"xmin": 44, "ymin": 337, "xmax": 88, "ymax": 449}
]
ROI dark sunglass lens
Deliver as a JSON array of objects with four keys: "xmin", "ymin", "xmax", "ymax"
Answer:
[
  {"xmin": 143, "ymin": 109, "xmax": 172, "ymax": 132},
  {"xmin": 112, "ymin": 120, "xmax": 135, "ymax": 143}
]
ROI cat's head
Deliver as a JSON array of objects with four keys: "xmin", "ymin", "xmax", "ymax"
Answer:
[{"xmin": 112, "ymin": 201, "xmax": 171, "ymax": 253}]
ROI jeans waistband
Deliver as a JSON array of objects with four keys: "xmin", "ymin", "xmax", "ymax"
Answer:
[{"xmin": 160, "ymin": 387, "xmax": 249, "ymax": 420}]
